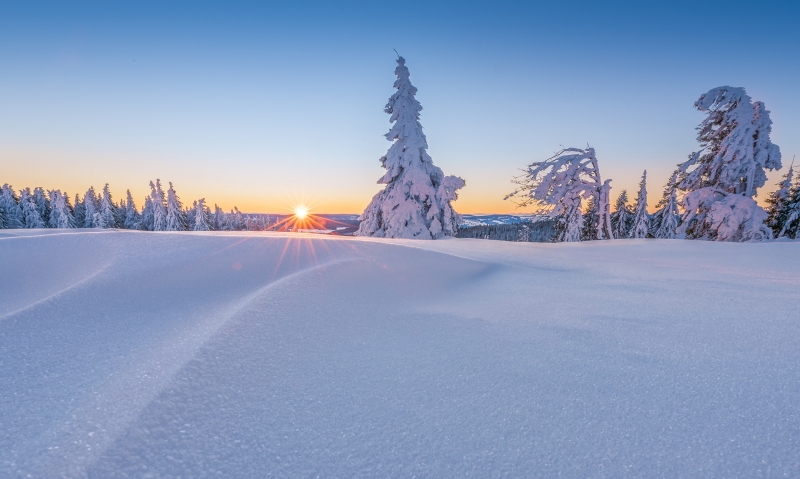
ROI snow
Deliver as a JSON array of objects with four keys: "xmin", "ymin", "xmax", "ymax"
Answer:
[{"xmin": 1, "ymin": 230, "xmax": 799, "ymax": 477}]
